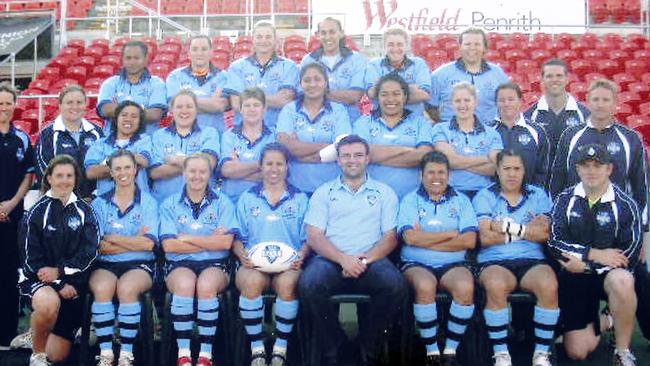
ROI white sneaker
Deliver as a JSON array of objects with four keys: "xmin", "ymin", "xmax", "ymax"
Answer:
[
  {"xmin": 532, "ymin": 350, "xmax": 552, "ymax": 366},
  {"xmin": 29, "ymin": 352, "xmax": 52, "ymax": 366},
  {"xmin": 493, "ymin": 351, "xmax": 512, "ymax": 366},
  {"xmin": 117, "ymin": 352, "xmax": 134, "ymax": 366},
  {"xmin": 10, "ymin": 329, "xmax": 33, "ymax": 349},
  {"xmin": 613, "ymin": 349, "xmax": 637, "ymax": 366},
  {"xmin": 95, "ymin": 353, "xmax": 114, "ymax": 366}
]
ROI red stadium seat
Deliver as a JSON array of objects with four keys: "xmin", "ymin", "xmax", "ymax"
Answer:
[
  {"xmin": 84, "ymin": 77, "xmax": 103, "ymax": 92},
  {"xmin": 50, "ymin": 56, "xmax": 74, "ymax": 69},
  {"xmin": 590, "ymin": 3, "xmax": 609, "ymax": 23},
  {"xmin": 625, "ymin": 60, "xmax": 647, "ymax": 78},
  {"xmin": 616, "ymin": 103, "xmax": 633, "ymax": 121},
  {"xmin": 627, "ymin": 33, "xmax": 648, "ymax": 48},
  {"xmin": 504, "ymin": 49, "xmax": 527, "ymax": 62},
  {"xmin": 532, "ymin": 33, "xmax": 552, "ymax": 44},
  {"xmin": 159, "ymin": 43, "xmax": 181, "ymax": 56},
  {"xmin": 443, "ymin": 40, "xmax": 459, "ymax": 58},
  {"xmin": 613, "ymin": 73, "xmax": 637, "ymax": 89},
  {"xmin": 211, "ymin": 56, "xmax": 230, "ymax": 70},
  {"xmin": 545, "ymin": 42, "xmax": 567, "ymax": 55},
  {"xmin": 425, "ymin": 57, "xmax": 448, "ymax": 71},
  {"xmin": 434, "ymin": 33, "xmax": 456, "ymax": 47},
  {"xmin": 425, "ymin": 49, "xmax": 449, "ymax": 62},
  {"xmin": 638, "ymin": 101, "xmax": 650, "ymax": 116},
  {"xmin": 285, "ymin": 50, "xmax": 306, "ymax": 64},
  {"xmin": 412, "ymin": 34, "xmax": 434, "ymax": 57},
  {"xmin": 149, "ymin": 63, "xmax": 170, "ymax": 79},
  {"xmin": 594, "ymin": 42, "xmax": 617, "ymax": 53},
  {"xmin": 59, "ymin": 47, "xmax": 79, "ymax": 59},
  {"xmin": 603, "ymin": 33, "xmax": 624, "ymax": 46},
  {"xmin": 569, "ymin": 59, "xmax": 593, "ymax": 77},
  {"xmin": 633, "ymin": 49, "xmax": 650, "ymax": 59},
  {"xmin": 556, "ymin": 50, "xmax": 578, "ymax": 64},
  {"xmin": 48, "ymin": 79, "xmax": 81, "ymax": 95},
  {"xmin": 113, "ymin": 37, "xmax": 131, "ymax": 48},
  {"xmin": 28, "ymin": 80, "xmax": 50, "ymax": 93},
  {"xmin": 530, "ymin": 49, "xmax": 551, "ymax": 64},
  {"xmin": 66, "ymin": 39, "xmax": 86, "ymax": 52},
  {"xmin": 163, "ymin": 36, "xmax": 183, "ymax": 46},
  {"xmin": 13, "ymin": 120, "xmax": 35, "ymax": 134},
  {"xmin": 610, "ymin": 1, "xmax": 627, "ymax": 23},
  {"xmin": 152, "ymin": 52, "xmax": 178, "ymax": 67},
  {"xmin": 515, "ymin": 59, "xmax": 538, "ymax": 74},
  {"xmin": 627, "ymin": 82, "xmax": 650, "ymax": 99},
  {"xmin": 569, "ymin": 82, "xmax": 588, "ymax": 101},
  {"xmin": 619, "ymin": 41, "xmax": 640, "ymax": 52},
  {"xmin": 626, "ymin": 114, "xmax": 647, "ymax": 129},
  {"xmin": 236, "ymin": 35, "xmax": 253, "ymax": 47},
  {"xmin": 100, "ymin": 55, "xmax": 121, "ymax": 70},
  {"xmin": 74, "ymin": 55, "xmax": 96, "ymax": 71},
  {"xmin": 556, "ymin": 33, "xmax": 575, "ymax": 45},
  {"xmin": 12, "ymin": 99, "xmax": 28, "ymax": 120},
  {"xmin": 64, "ymin": 66, "xmax": 87, "ymax": 84},
  {"xmin": 596, "ymin": 60, "xmax": 621, "ymax": 78},
  {"xmin": 19, "ymin": 110, "xmax": 40, "ymax": 126},
  {"xmin": 308, "ymin": 36, "xmax": 321, "ymax": 52},
  {"xmin": 495, "ymin": 40, "xmax": 517, "ymax": 52},
  {"xmin": 509, "ymin": 32, "xmax": 528, "ymax": 45},
  {"xmin": 91, "ymin": 65, "xmax": 114, "ymax": 79},
  {"xmin": 618, "ymin": 91, "xmax": 641, "ymax": 111},
  {"xmin": 641, "ymin": 73, "xmax": 650, "ymax": 85},
  {"xmin": 36, "ymin": 67, "xmax": 60, "ymax": 82},
  {"xmin": 90, "ymin": 39, "xmax": 110, "ymax": 52},
  {"xmin": 582, "ymin": 49, "xmax": 603, "ymax": 61},
  {"xmin": 484, "ymin": 49, "xmax": 502, "ymax": 61},
  {"xmin": 580, "ymin": 32, "xmax": 599, "ymax": 46},
  {"xmin": 584, "ymin": 72, "xmax": 607, "ymax": 84},
  {"xmin": 84, "ymin": 46, "xmax": 106, "ymax": 62},
  {"xmin": 570, "ymin": 40, "xmax": 592, "ymax": 53},
  {"xmin": 213, "ymin": 36, "xmax": 232, "ymax": 52},
  {"xmin": 608, "ymin": 50, "xmax": 630, "ymax": 63},
  {"xmin": 487, "ymin": 32, "xmax": 503, "ymax": 46},
  {"xmin": 284, "ymin": 42, "xmax": 307, "ymax": 54}
]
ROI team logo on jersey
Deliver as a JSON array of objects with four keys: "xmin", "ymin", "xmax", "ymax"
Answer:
[
  {"xmin": 190, "ymin": 222, "xmax": 203, "ymax": 230},
  {"xmin": 188, "ymin": 137, "xmax": 202, "ymax": 152},
  {"xmin": 203, "ymin": 212, "xmax": 218, "ymax": 224},
  {"xmin": 366, "ymin": 194, "xmax": 378, "ymax": 206},
  {"xmin": 251, "ymin": 206, "xmax": 261, "ymax": 217},
  {"xmin": 403, "ymin": 71, "xmax": 414, "ymax": 82},
  {"xmin": 68, "ymin": 216, "xmax": 81, "ymax": 230},
  {"xmin": 340, "ymin": 67, "xmax": 352, "ymax": 79},
  {"xmin": 607, "ymin": 142, "xmax": 621, "ymax": 155},
  {"xmin": 596, "ymin": 211, "xmax": 611, "ymax": 226},
  {"xmin": 15, "ymin": 147, "xmax": 24, "ymax": 161},
  {"xmin": 369, "ymin": 126, "xmax": 380, "ymax": 137},
  {"xmin": 62, "ymin": 143, "xmax": 73, "ymax": 149},
  {"xmin": 518, "ymin": 134, "xmax": 532, "ymax": 146},
  {"xmin": 418, "ymin": 208, "xmax": 427, "ymax": 218},
  {"xmin": 566, "ymin": 117, "xmax": 581, "ymax": 127},
  {"xmin": 448, "ymin": 206, "xmax": 459, "ymax": 219},
  {"xmin": 111, "ymin": 221, "xmax": 124, "ymax": 229},
  {"xmin": 427, "ymin": 218, "xmax": 442, "ymax": 226},
  {"xmin": 177, "ymin": 214, "xmax": 188, "ymax": 224},
  {"xmin": 569, "ymin": 211, "xmax": 582, "ymax": 218},
  {"xmin": 282, "ymin": 205, "xmax": 296, "ymax": 219},
  {"xmin": 321, "ymin": 121, "xmax": 333, "ymax": 132},
  {"xmin": 245, "ymin": 73, "xmax": 256, "ymax": 83},
  {"xmin": 263, "ymin": 244, "xmax": 281, "ymax": 264},
  {"xmin": 84, "ymin": 138, "xmax": 95, "ymax": 147},
  {"xmin": 295, "ymin": 117, "xmax": 306, "ymax": 129},
  {"xmin": 265, "ymin": 213, "xmax": 281, "ymax": 222},
  {"xmin": 164, "ymin": 144, "xmax": 175, "ymax": 154}
]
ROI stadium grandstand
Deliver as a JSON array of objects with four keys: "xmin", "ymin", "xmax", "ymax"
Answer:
[{"xmin": 1, "ymin": 0, "xmax": 650, "ymax": 366}]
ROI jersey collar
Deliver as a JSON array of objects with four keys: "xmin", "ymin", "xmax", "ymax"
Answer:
[
  {"xmin": 416, "ymin": 184, "xmax": 457, "ymax": 203},
  {"xmin": 489, "ymin": 182, "xmax": 535, "ymax": 212},
  {"xmin": 53, "ymin": 115, "xmax": 97, "ymax": 133},
  {"xmin": 165, "ymin": 121, "xmax": 202, "ymax": 135},
  {"xmin": 118, "ymin": 68, "xmax": 152, "ymax": 84},
  {"xmin": 380, "ymin": 55, "xmax": 414, "ymax": 69},
  {"xmin": 231, "ymin": 124, "xmax": 272, "ymax": 147},
  {"xmin": 535, "ymin": 93, "xmax": 581, "ymax": 112},
  {"xmin": 334, "ymin": 174, "xmax": 378, "ymax": 194},
  {"xmin": 179, "ymin": 186, "xmax": 219, "ymax": 206},
  {"xmin": 251, "ymin": 183, "xmax": 299, "ymax": 210},
  {"xmin": 100, "ymin": 186, "xmax": 143, "ymax": 217},
  {"xmin": 371, "ymin": 108, "xmax": 412, "ymax": 131},
  {"xmin": 492, "ymin": 114, "xmax": 529, "ymax": 130},
  {"xmin": 45, "ymin": 190, "xmax": 79, "ymax": 206},
  {"xmin": 449, "ymin": 116, "xmax": 485, "ymax": 134},
  {"xmin": 586, "ymin": 118, "xmax": 615, "ymax": 130},
  {"xmin": 573, "ymin": 182, "xmax": 615, "ymax": 203},
  {"xmin": 454, "ymin": 58, "xmax": 490, "ymax": 74}
]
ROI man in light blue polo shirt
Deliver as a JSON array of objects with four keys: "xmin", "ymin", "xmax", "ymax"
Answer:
[
  {"xmin": 166, "ymin": 35, "xmax": 230, "ymax": 133},
  {"xmin": 298, "ymin": 135, "xmax": 407, "ymax": 366},
  {"xmin": 227, "ymin": 21, "xmax": 299, "ymax": 130},
  {"xmin": 97, "ymin": 41, "xmax": 167, "ymax": 135},
  {"xmin": 428, "ymin": 28, "xmax": 509, "ymax": 124},
  {"xmin": 301, "ymin": 17, "xmax": 367, "ymax": 122}
]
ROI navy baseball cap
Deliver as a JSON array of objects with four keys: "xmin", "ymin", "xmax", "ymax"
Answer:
[{"xmin": 576, "ymin": 144, "xmax": 611, "ymax": 165}]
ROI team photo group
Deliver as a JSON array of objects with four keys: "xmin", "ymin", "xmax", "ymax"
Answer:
[{"xmin": 0, "ymin": 17, "xmax": 647, "ymax": 366}]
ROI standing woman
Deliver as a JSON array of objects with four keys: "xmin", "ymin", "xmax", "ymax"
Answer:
[
  {"xmin": 166, "ymin": 35, "xmax": 230, "ymax": 133},
  {"xmin": 85, "ymin": 100, "xmax": 153, "ymax": 196},
  {"xmin": 150, "ymin": 90, "xmax": 220, "ymax": 202},
  {"xmin": 301, "ymin": 17, "xmax": 366, "ymax": 122},
  {"xmin": 0, "ymin": 83, "xmax": 34, "ymax": 348},
  {"xmin": 90, "ymin": 150, "xmax": 159, "ymax": 366},
  {"xmin": 227, "ymin": 20, "xmax": 299, "ymax": 129},
  {"xmin": 353, "ymin": 73, "xmax": 433, "ymax": 198},
  {"xmin": 364, "ymin": 28, "xmax": 431, "ymax": 118},
  {"xmin": 234, "ymin": 143, "xmax": 309, "ymax": 366},
  {"xmin": 18, "ymin": 155, "xmax": 99, "ymax": 366},
  {"xmin": 36, "ymin": 85, "xmax": 103, "ymax": 199},
  {"xmin": 432, "ymin": 82, "xmax": 503, "ymax": 199},
  {"xmin": 220, "ymin": 88, "xmax": 275, "ymax": 202},
  {"xmin": 160, "ymin": 153, "xmax": 238, "ymax": 366},
  {"xmin": 276, "ymin": 62, "xmax": 351, "ymax": 195}
]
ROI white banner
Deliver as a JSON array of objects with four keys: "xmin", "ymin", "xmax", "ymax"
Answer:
[{"xmin": 312, "ymin": 0, "xmax": 587, "ymax": 34}]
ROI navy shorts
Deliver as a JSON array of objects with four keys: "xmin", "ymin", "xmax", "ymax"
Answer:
[
  {"xmin": 400, "ymin": 261, "xmax": 472, "ymax": 280},
  {"xmin": 164, "ymin": 258, "xmax": 230, "ymax": 278},
  {"xmin": 558, "ymin": 270, "xmax": 615, "ymax": 333},
  {"xmin": 94, "ymin": 260, "xmax": 155, "ymax": 279},
  {"xmin": 478, "ymin": 258, "xmax": 549, "ymax": 281}
]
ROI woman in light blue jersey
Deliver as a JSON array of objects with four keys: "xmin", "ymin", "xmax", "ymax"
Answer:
[{"xmin": 89, "ymin": 150, "xmax": 159, "ymax": 366}]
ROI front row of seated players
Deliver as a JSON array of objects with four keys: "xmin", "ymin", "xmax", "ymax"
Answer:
[{"xmin": 19, "ymin": 138, "xmax": 641, "ymax": 366}]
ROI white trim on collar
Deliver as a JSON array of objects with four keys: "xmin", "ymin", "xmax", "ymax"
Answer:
[
  {"xmin": 536, "ymin": 94, "xmax": 581, "ymax": 112},
  {"xmin": 52, "ymin": 115, "xmax": 97, "ymax": 133},
  {"xmin": 573, "ymin": 182, "xmax": 615, "ymax": 203},
  {"xmin": 45, "ymin": 190, "xmax": 79, "ymax": 206}
]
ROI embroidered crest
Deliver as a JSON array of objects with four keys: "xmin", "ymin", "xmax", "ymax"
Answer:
[
  {"xmin": 263, "ymin": 244, "xmax": 281, "ymax": 264},
  {"xmin": 607, "ymin": 141, "xmax": 620, "ymax": 155},
  {"xmin": 68, "ymin": 216, "xmax": 81, "ymax": 230},
  {"xmin": 366, "ymin": 194, "xmax": 378, "ymax": 206},
  {"xmin": 15, "ymin": 147, "xmax": 24, "ymax": 161},
  {"xmin": 418, "ymin": 208, "xmax": 427, "ymax": 218},
  {"xmin": 251, "ymin": 206, "xmax": 261, "ymax": 217},
  {"xmin": 518, "ymin": 134, "xmax": 532, "ymax": 146},
  {"xmin": 596, "ymin": 211, "xmax": 611, "ymax": 226}
]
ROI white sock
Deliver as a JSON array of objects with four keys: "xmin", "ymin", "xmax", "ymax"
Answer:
[
  {"xmin": 272, "ymin": 345, "xmax": 287, "ymax": 355},
  {"xmin": 100, "ymin": 349, "xmax": 113, "ymax": 357},
  {"xmin": 199, "ymin": 351, "xmax": 212, "ymax": 359},
  {"xmin": 178, "ymin": 348, "xmax": 191, "ymax": 358}
]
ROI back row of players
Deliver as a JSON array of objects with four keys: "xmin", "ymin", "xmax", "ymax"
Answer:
[{"xmin": 0, "ymin": 20, "xmax": 646, "ymax": 366}]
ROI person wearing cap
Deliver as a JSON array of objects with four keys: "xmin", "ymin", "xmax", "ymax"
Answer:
[
  {"xmin": 524, "ymin": 59, "xmax": 589, "ymax": 169},
  {"xmin": 549, "ymin": 143, "xmax": 641, "ymax": 366},
  {"xmin": 298, "ymin": 135, "xmax": 406, "ymax": 366}
]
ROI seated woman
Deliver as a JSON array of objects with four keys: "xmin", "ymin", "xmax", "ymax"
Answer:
[
  {"xmin": 398, "ymin": 151, "xmax": 477, "ymax": 366},
  {"xmin": 220, "ymin": 88, "xmax": 275, "ymax": 203},
  {"xmin": 233, "ymin": 143, "xmax": 309, "ymax": 366},
  {"xmin": 85, "ymin": 100, "xmax": 153, "ymax": 195},
  {"xmin": 276, "ymin": 62, "xmax": 352, "ymax": 195},
  {"xmin": 472, "ymin": 149, "xmax": 559, "ymax": 366},
  {"xmin": 18, "ymin": 155, "xmax": 99, "ymax": 366},
  {"xmin": 354, "ymin": 73, "xmax": 433, "ymax": 198},
  {"xmin": 432, "ymin": 82, "xmax": 503, "ymax": 199},
  {"xmin": 150, "ymin": 90, "xmax": 220, "ymax": 202},
  {"xmin": 89, "ymin": 150, "xmax": 159, "ymax": 366},
  {"xmin": 160, "ymin": 153, "xmax": 238, "ymax": 366}
]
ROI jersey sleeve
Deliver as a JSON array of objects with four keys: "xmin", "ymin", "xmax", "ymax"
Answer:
[
  {"xmin": 83, "ymin": 139, "xmax": 105, "ymax": 169},
  {"xmin": 134, "ymin": 135, "xmax": 153, "ymax": 165},
  {"xmin": 280, "ymin": 60, "xmax": 299, "ymax": 91},
  {"xmin": 224, "ymin": 62, "xmax": 245, "ymax": 95},
  {"xmin": 363, "ymin": 61, "xmax": 381, "ymax": 91},
  {"xmin": 60, "ymin": 203, "xmax": 99, "ymax": 284},
  {"xmin": 416, "ymin": 117, "xmax": 433, "ymax": 148},
  {"xmin": 149, "ymin": 131, "xmax": 166, "ymax": 169},
  {"xmin": 147, "ymin": 77, "xmax": 169, "ymax": 112},
  {"xmin": 413, "ymin": 58, "xmax": 432, "ymax": 91},
  {"xmin": 275, "ymin": 104, "xmax": 295, "ymax": 134},
  {"xmin": 97, "ymin": 77, "xmax": 116, "ymax": 118},
  {"xmin": 304, "ymin": 185, "xmax": 329, "ymax": 230},
  {"xmin": 90, "ymin": 198, "xmax": 107, "ymax": 237},
  {"xmin": 397, "ymin": 192, "xmax": 417, "ymax": 237},
  {"xmin": 159, "ymin": 199, "xmax": 179, "ymax": 242},
  {"xmin": 352, "ymin": 116, "xmax": 372, "ymax": 141},
  {"xmin": 141, "ymin": 194, "xmax": 160, "ymax": 246},
  {"xmin": 547, "ymin": 191, "xmax": 590, "ymax": 262},
  {"xmin": 235, "ymin": 193, "xmax": 250, "ymax": 244},
  {"xmin": 457, "ymin": 194, "xmax": 479, "ymax": 233},
  {"xmin": 380, "ymin": 186, "xmax": 399, "ymax": 234},
  {"xmin": 332, "ymin": 104, "xmax": 352, "ymax": 137},
  {"xmin": 219, "ymin": 130, "xmax": 236, "ymax": 167},
  {"xmin": 486, "ymin": 126, "xmax": 504, "ymax": 151},
  {"xmin": 348, "ymin": 53, "xmax": 367, "ymax": 90},
  {"xmin": 200, "ymin": 127, "xmax": 220, "ymax": 158},
  {"xmin": 471, "ymin": 188, "xmax": 495, "ymax": 221},
  {"xmin": 217, "ymin": 195, "xmax": 240, "ymax": 238}
]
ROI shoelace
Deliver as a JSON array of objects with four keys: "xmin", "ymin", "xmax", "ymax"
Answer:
[{"xmin": 618, "ymin": 351, "xmax": 637, "ymax": 366}]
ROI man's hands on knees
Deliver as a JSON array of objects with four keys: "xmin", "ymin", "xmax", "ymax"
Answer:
[
  {"xmin": 37, "ymin": 267, "xmax": 60, "ymax": 283},
  {"xmin": 588, "ymin": 248, "xmax": 629, "ymax": 268},
  {"xmin": 339, "ymin": 254, "xmax": 367, "ymax": 278},
  {"xmin": 58, "ymin": 284, "xmax": 78, "ymax": 299}
]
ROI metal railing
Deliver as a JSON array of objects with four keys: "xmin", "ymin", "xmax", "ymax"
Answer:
[{"xmin": 15, "ymin": 93, "xmax": 99, "ymax": 132}]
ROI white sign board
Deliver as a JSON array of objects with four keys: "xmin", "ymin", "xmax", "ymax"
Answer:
[{"xmin": 312, "ymin": 0, "xmax": 587, "ymax": 34}]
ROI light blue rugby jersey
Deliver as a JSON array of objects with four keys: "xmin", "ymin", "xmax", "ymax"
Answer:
[
  {"xmin": 354, "ymin": 110, "xmax": 433, "ymax": 198},
  {"xmin": 276, "ymin": 98, "xmax": 352, "ymax": 193},
  {"xmin": 236, "ymin": 184, "xmax": 308, "ymax": 251},
  {"xmin": 301, "ymin": 47, "xmax": 367, "ymax": 122},
  {"xmin": 225, "ymin": 55, "xmax": 299, "ymax": 129},
  {"xmin": 432, "ymin": 117, "xmax": 503, "ymax": 193},
  {"xmin": 398, "ymin": 186, "xmax": 478, "ymax": 268},
  {"xmin": 219, "ymin": 125, "xmax": 275, "ymax": 202},
  {"xmin": 364, "ymin": 56, "xmax": 431, "ymax": 117},
  {"xmin": 166, "ymin": 64, "xmax": 229, "ymax": 133},
  {"xmin": 84, "ymin": 133, "xmax": 153, "ymax": 195},
  {"xmin": 91, "ymin": 187, "xmax": 159, "ymax": 262},
  {"xmin": 471, "ymin": 183, "xmax": 552, "ymax": 263},
  {"xmin": 159, "ymin": 188, "xmax": 239, "ymax": 262},
  {"xmin": 150, "ymin": 123, "xmax": 220, "ymax": 201}
]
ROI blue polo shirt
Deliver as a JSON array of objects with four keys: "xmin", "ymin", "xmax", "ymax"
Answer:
[
  {"xmin": 97, "ymin": 69, "xmax": 168, "ymax": 134},
  {"xmin": 219, "ymin": 125, "xmax": 275, "ymax": 202},
  {"xmin": 472, "ymin": 183, "xmax": 552, "ymax": 263},
  {"xmin": 236, "ymin": 184, "xmax": 308, "ymax": 250},
  {"xmin": 354, "ymin": 110, "xmax": 433, "ymax": 198},
  {"xmin": 305, "ymin": 175, "xmax": 398, "ymax": 255},
  {"xmin": 276, "ymin": 98, "xmax": 352, "ymax": 193},
  {"xmin": 301, "ymin": 47, "xmax": 367, "ymax": 122},
  {"xmin": 166, "ymin": 64, "xmax": 229, "ymax": 133},
  {"xmin": 84, "ymin": 133, "xmax": 153, "ymax": 195},
  {"xmin": 430, "ymin": 60, "xmax": 509, "ymax": 124},
  {"xmin": 432, "ymin": 117, "xmax": 503, "ymax": 193},
  {"xmin": 364, "ymin": 56, "xmax": 431, "ymax": 117},
  {"xmin": 226, "ymin": 54, "xmax": 299, "ymax": 129},
  {"xmin": 150, "ymin": 123, "xmax": 220, "ymax": 201},
  {"xmin": 91, "ymin": 188, "xmax": 159, "ymax": 262},
  {"xmin": 159, "ymin": 188, "xmax": 238, "ymax": 262},
  {"xmin": 489, "ymin": 114, "xmax": 550, "ymax": 189},
  {"xmin": 398, "ymin": 186, "xmax": 478, "ymax": 268}
]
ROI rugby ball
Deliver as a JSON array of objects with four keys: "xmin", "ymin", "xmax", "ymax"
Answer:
[{"xmin": 248, "ymin": 241, "xmax": 299, "ymax": 273}]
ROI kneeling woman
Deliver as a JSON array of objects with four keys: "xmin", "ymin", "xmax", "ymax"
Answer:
[
  {"xmin": 398, "ymin": 151, "xmax": 477, "ymax": 366},
  {"xmin": 160, "ymin": 153, "xmax": 238, "ymax": 366},
  {"xmin": 19, "ymin": 155, "xmax": 100, "ymax": 366},
  {"xmin": 89, "ymin": 150, "xmax": 159, "ymax": 366},
  {"xmin": 234, "ymin": 143, "xmax": 309, "ymax": 366},
  {"xmin": 472, "ymin": 149, "xmax": 559, "ymax": 366}
]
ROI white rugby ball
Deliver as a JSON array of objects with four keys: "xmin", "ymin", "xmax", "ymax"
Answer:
[{"xmin": 248, "ymin": 241, "xmax": 299, "ymax": 273}]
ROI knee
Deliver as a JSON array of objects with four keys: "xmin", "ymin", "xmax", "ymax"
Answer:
[
  {"xmin": 274, "ymin": 280, "xmax": 298, "ymax": 301},
  {"xmin": 90, "ymin": 283, "xmax": 115, "ymax": 301},
  {"xmin": 483, "ymin": 278, "xmax": 510, "ymax": 298},
  {"xmin": 32, "ymin": 293, "xmax": 60, "ymax": 318},
  {"xmin": 608, "ymin": 271, "xmax": 635, "ymax": 298},
  {"xmin": 451, "ymin": 281, "xmax": 474, "ymax": 305},
  {"xmin": 411, "ymin": 278, "xmax": 436, "ymax": 299},
  {"xmin": 564, "ymin": 335, "xmax": 598, "ymax": 361},
  {"xmin": 47, "ymin": 349, "xmax": 70, "ymax": 364},
  {"xmin": 565, "ymin": 346, "xmax": 590, "ymax": 361},
  {"xmin": 196, "ymin": 281, "xmax": 217, "ymax": 298},
  {"xmin": 116, "ymin": 283, "xmax": 141, "ymax": 303},
  {"xmin": 535, "ymin": 280, "xmax": 558, "ymax": 305}
]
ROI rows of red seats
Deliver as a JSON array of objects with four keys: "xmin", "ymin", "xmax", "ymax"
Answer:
[
  {"xmin": 130, "ymin": 0, "xmax": 308, "ymax": 16},
  {"xmin": 589, "ymin": 0, "xmax": 644, "ymax": 24},
  {"xmin": 1, "ymin": 0, "xmax": 93, "ymax": 29}
]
